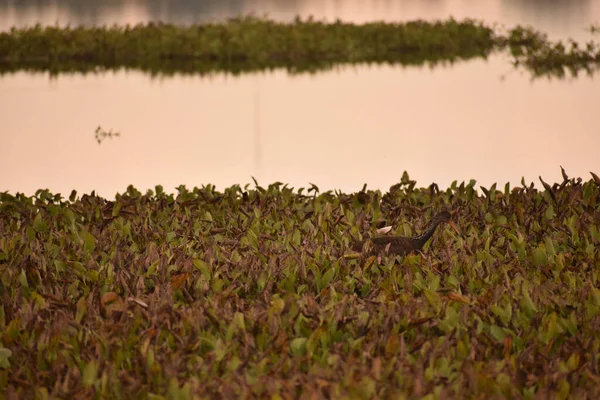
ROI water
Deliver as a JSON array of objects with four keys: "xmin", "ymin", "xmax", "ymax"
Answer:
[
  {"xmin": 1, "ymin": 0, "xmax": 599, "ymax": 197},
  {"xmin": 1, "ymin": 0, "xmax": 598, "ymax": 41}
]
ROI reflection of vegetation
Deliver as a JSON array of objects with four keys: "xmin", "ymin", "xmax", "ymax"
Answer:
[
  {"xmin": 95, "ymin": 125, "xmax": 120, "ymax": 144},
  {"xmin": 2, "ymin": 169, "xmax": 600, "ymax": 397},
  {"xmin": 0, "ymin": 17, "xmax": 598, "ymax": 79},
  {"xmin": 503, "ymin": 26, "xmax": 600, "ymax": 79}
]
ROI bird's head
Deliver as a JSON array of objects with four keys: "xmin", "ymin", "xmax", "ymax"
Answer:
[{"xmin": 432, "ymin": 210, "xmax": 460, "ymax": 235}]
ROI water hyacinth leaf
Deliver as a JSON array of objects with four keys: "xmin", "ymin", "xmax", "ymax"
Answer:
[
  {"xmin": 54, "ymin": 260, "xmax": 66, "ymax": 273},
  {"xmin": 70, "ymin": 261, "xmax": 87, "ymax": 277},
  {"xmin": 233, "ymin": 312, "xmax": 245, "ymax": 332},
  {"xmin": 585, "ymin": 243, "xmax": 595, "ymax": 255},
  {"xmin": 290, "ymin": 338, "xmax": 307, "ymax": 356},
  {"xmin": 567, "ymin": 353, "xmax": 580, "ymax": 371},
  {"xmin": 193, "ymin": 259, "xmax": 211, "ymax": 280},
  {"xmin": 545, "ymin": 204, "xmax": 555, "ymax": 219},
  {"xmin": 82, "ymin": 360, "xmax": 98, "ymax": 388},
  {"xmin": 385, "ymin": 334, "xmax": 399, "ymax": 356},
  {"xmin": 490, "ymin": 325, "xmax": 507, "ymax": 341},
  {"xmin": 231, "ymin": 251, "xmax": 242, "ymax": 264},
  {"xmin": 147, "ymin": 348, "xmax": 155, "ymax": 369},
  {"xmin": 167, "ymin": 377, "xmax": 190, "ymax": 400},
  {"xmin": 19, "ymin": 269, "xmax": 28, "ymax": 288},
  {"xmin": 358, "ymin": 377, "xmax": 376, "ymax": 400},
  {"xmin": 520, "ymin": 289, "xmax": 538, "ymax": 316},
  {"xmin": 212, "ymin": 279, "xmax": 224, "ymax": 292},
  {"xmin": 227, "ymin": 356, "xmax": 242, "ymax": 372},
  {"xmin": 532, "ymin": 246, "xmax": 547, "ymax": 266},
  {"xmin": 320, "ymin": 268, "xmax": 335, "ymax": 290},
  {"xmin": 544, "ymin": 236, "xmax": 557, "ymax": 257},
  {"xmin": 0, "ymin": 347, "xmax": 12, "ymax": 368},
  {"xmin": 2, "ymin": 171, "xmax": 600, "ymax": 396},
  {"xmin": 112, "ymin": 202, "xmax": 122, "ymax": 217},
  {"xmin": 76, "ymin": 297, "xmax": 88, "ymax": 323},
  {"xmin": 33, "ymin": 213, "xmax": 48, "ymax": 233},
  {"xmin": 257, "ymin": 271, "xmax": 268, "ymax": 291},
  {"xmin": 213, "ymin": 339, "xmax": 227, "ymax": 362},
  {"xmin": 293, "ymin": 229, "xmax": 301, "ymax": 245},
  {"xmin": 423, "ymin": 289, "xmax": 442, "ymax": 311},
  {"xmin": 166, "ymin": 231, "xmax": 177, "ymax": 243},
  {"xmin": 439, "ymin": 306, "xmax": 460, "ymax": 333},
  {"xmin": 83, "ymin": 231, "xmax": 96, "ymax": 253}
]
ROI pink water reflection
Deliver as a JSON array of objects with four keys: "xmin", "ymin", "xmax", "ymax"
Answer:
[{"xmin": 1, "ymin": 55, "xmax": 598, "ymax": 198}]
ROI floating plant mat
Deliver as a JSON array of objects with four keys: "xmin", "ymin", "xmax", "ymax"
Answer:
[
  {"xmin": 1, "ymin": 170, "xmax": 600, "ymax": 397},
  {"xmin": 0, "ymin": 17, "xmax": 599, "ymax": 79}
]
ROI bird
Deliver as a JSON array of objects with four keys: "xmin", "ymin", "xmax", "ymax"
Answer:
[{"xmin": 352, "ymin": 210, "xmax": 459, "ymax": 257}]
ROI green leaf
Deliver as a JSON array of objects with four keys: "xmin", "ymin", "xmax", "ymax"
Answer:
[
  {"xmin": 257, "ymin": 271, "xmax": 268, "ymax": 290},
  {"xmin": 167, "ymin": 377, "xmax": 190, "ymax": 400},
  {"xmin": 290, "ymin": 338, "xmax": 307, "ymax": 356},
  {"xmin": 532, "ymin": 246, "xmax": 547, "ymax": 266},
  {"xmin": 227, "ymin": 356, "xmax": 241, "ymax": 372},
  {"xmin": 233, "ymin": 312, "xmax": 245, "ymax": 332},
  {"xmin": 83, "ymin": 231, "xmax": 96, "ymax": 253},
  {"xmin": 439, "ymin": 306, "xmax": 460, "ymax": 333},
  {"xmin": 166, "ymin": 231, "xmax": 176, "ymax": 243},
  {"xmin": 358, "ymin": 376, "xmax": 376, "ymax": 400},
  {"xmin": 495, "ymin": 215, "xmax": 508, "ymax": 226},
  {"xmin": 319, "ymin": 268, "xmax": 335, "ymax": 291},
  {"xmin": 544, "ymin": 236, "xmax": 556, "ymax": 257},
  {"xmin": 70, "ymin": 261, "xmax": 87, "ymax": 277},
  {"xmin": 33, "ymin": 213, "xmax": 48, "ymax": 233},
  {"xmin": 19, "ymin": 269, "xmax": 28, "ymax": 288},
  {"xmin": 75, "ymin": 297, "xmax": 88, "ymax": 323},
  {"xmin": 423, "ymin": 288, "xmax": 442, "ymax": 312},
  {"xmin": 193, "ymin": 259, "xmax": 211, "ymax": 280},
  {"xmin": 0, "ymin": 347, "xmax": 12, "ymax": 369},
  {"xmin": 490, "ymin": 325, "xmax": 506, "ymax": 341},
  {"xmin": 521, "ymin": 289, "xmax": 538, "ymax": 316},
  {"xmin": 214, "ymin": 339, "xmax": 227, "ymax": 362},
  {"xmin": 26, "ymin": 226, "xmax": 36, "ymax": 241},
  {"xmin": 293, "ymin": 229, "xmax": 301, "ymax": 245},
  {"xmin": 545, "ymin": 204, "xmax": 555, "ymax": 219},
  {"xmin": 212, "ymin": 279, "xmax": 224, "ymax": 292},
  {"xmin": 82, "ymin": 360, "xmax": 98, "ymax": 388},
  {"xmin": 54, "ymin": 260, "xmax": 66, "ymax": 273}
]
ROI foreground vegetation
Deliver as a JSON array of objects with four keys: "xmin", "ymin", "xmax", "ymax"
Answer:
[
  {"xmin": 0, "ymin": 17, "xmax": 599, "ymax": 79},
  {"xmin": 1, "ymin": 170, "xmax": 600, "ymax": 398}
]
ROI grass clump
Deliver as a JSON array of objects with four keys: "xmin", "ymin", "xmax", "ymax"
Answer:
[{"xmin": 2, "ymin": 169, "xmax": 600, "ymax": 398}]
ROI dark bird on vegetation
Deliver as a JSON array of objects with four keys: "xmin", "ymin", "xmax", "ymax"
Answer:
[{"xmin": 352, "ymin": 211, "xmax": 460, "ymax": 256}]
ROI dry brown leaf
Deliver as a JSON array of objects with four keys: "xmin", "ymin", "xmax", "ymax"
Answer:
[{"xmin": 170, "ymin": 273, "xmax": 190, "ymax": 290}]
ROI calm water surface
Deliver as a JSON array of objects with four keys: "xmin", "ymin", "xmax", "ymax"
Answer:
[
  {"xmin": 1, "ymin": 0, "xmax": 599, "ymax": 197},
  {"xmin": 1, "ymin": 0, "xmax": 599, "ymax": 41}
]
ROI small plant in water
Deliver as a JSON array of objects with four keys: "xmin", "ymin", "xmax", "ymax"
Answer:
[{"xmin": 94, "ymin": 125, "xmax": 120, "ymax": 144}]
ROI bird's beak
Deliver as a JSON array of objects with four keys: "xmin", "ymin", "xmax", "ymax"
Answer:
[{"xmin": 448, "ymin": 220, "xmax": 462, "ymax": 236}]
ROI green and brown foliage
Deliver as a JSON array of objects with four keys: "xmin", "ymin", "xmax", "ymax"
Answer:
[
  {"xmin": 0, "ymin": 17, "xmax": 599, "ymax": 79},
  {"xmin": 1, "ymin": 170, "xmax": 600, "ymax": 398},
  {"xmin": 0, "ymin": 17, "xmax": 497, "ymax": 76}
]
